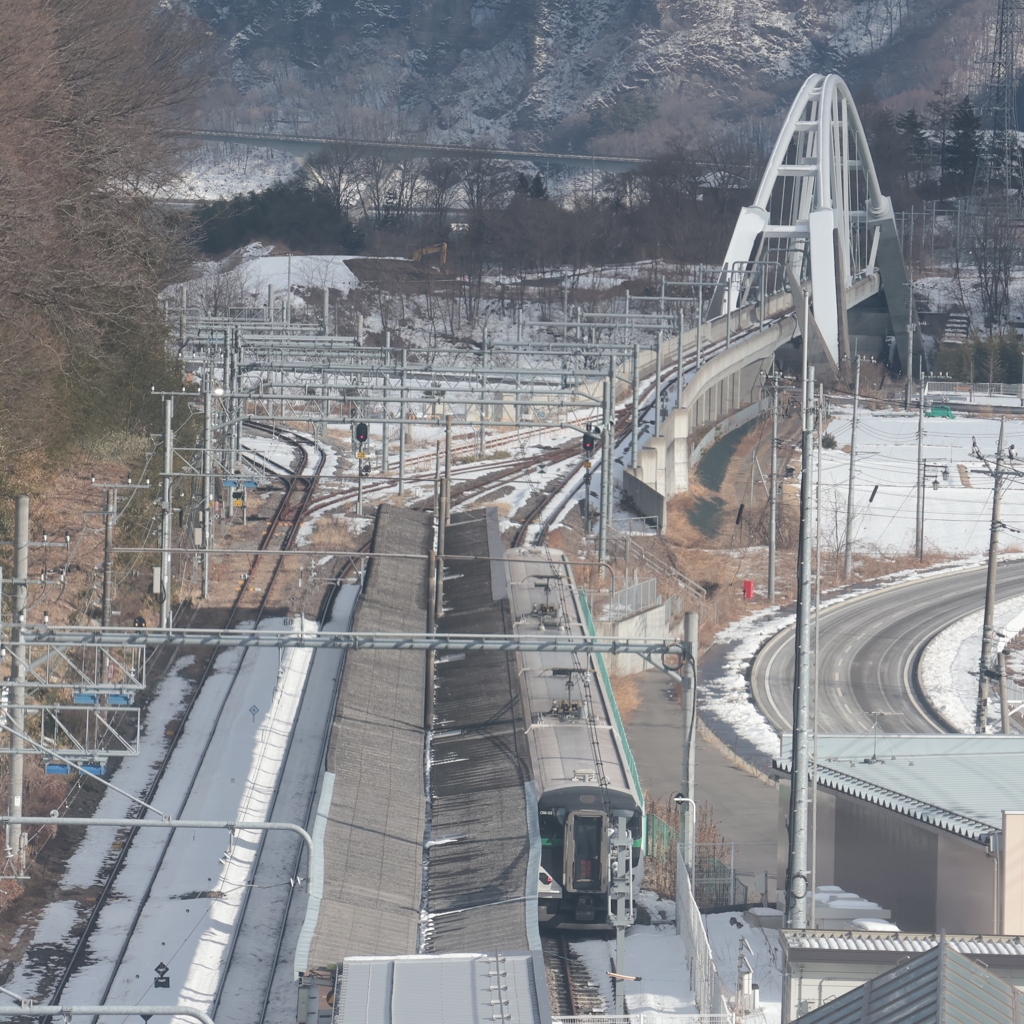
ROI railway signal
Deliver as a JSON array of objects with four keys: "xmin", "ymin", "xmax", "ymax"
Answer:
[
  {"xmin": 582, "ymin": 429, "xmax": 597, "ymax": 453},
  {"xmin": 354, "ymin": 422, "xmax": 368, "ymax": 444}
]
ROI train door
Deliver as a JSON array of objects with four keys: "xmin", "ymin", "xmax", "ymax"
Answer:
[{"xmin": 563, "ymin": 810, "xmax": 606, "ymax": 894}]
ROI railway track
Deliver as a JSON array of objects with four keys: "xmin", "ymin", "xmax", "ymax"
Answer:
[
  {"xmin": 542, "ymin": 932, "xmax": 606, "ymax": 1016},
  {"xmin": 44, "ymin": 427, "xmax": 326, "ymax": 1021}
]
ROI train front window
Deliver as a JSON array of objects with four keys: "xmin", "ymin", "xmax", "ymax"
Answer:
[{"xmin": 572, "ymin": 815, "xmax": 602, "ymax": 891}]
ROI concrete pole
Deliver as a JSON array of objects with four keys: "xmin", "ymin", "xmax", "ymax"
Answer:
[
  {"xmin": 631, "ymin": 345, "xmax": 640, "ymax": 470},
  {"xmin": 286, "ymin": 253, "xmax": 292, "ymax": 325},
  {"xmin": 6, "ymin": 495, "xmax": 28, "ymax": 872},
  {"xmin": 915, "ymin": 396, "xmax": 925, "ymax": 561},
  {"xmin": 843, "ymin": 357, "xmax": 861, "ymax": 578},
  {"xmin": 399, "ymin": 350, "xmax": 407, "ymax": 496},
  {"xmin": 696, "ymin": 282, "xmax": 704, "ymax": 368},
  {"xmin": 655, "ymin": 330, "xmax": 663, "ymax": 438},
  {"xmin": 322, "ymin": 286, "xmax": 330, "ymax": 335},
  {"xmin": 202, "ymin": 389, "xmax": 212, "ymax": 599},
  {"xmin": 1000, "ymin": 651, "xmax": 1011, "ymax": 734},
  {"xmin": 101, "ymin": 488, "xmax": 114, "ymax": 687},
  {"xmin": 676, "ymin": 310, "xmax": 684, "ymax": 410},
  {"xmin": 267, "ymin": 283, "xmax": 274, "ymax": 322},
  {"xmin": 785, "ymin": 292, "xmax": 814, "ymax": 929},
  {"xmin": 680, "ymin": 611, "xmax": 699, "ymax": 878},
  {"xmin": 768, "ymin": 375, "xmax": 778, "ymax": 602},
  {"xmin": 599, "ymin": 363, "xmax": 614, "ymax": 568},
  {"xmin": 161, "ymin": 397, "xmax": 174, "ymax": 630},
  {"xmin": 479, "ymin": 329, "xmax": 488, "ymax": 457},
  {"xmin": 978, "ymin": 418, "xmax": 1006, "ymax": 733}
]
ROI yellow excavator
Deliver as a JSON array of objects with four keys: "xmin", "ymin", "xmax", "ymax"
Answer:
[{"xmin": 412, "ymin": 242, "xmax": 448, "ymax": 267}]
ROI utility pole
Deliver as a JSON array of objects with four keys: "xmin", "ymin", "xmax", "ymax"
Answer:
[
  {"xmin": 999, "ymin": 651, "xmax": 1011, "ymax": 734},
  {"xmin": 654, "ymin": 330, "xmax": 663, "ymax": 437},
  {"xmin": 631, "ymin": 345, "xmax": 640, "ymax": 469},
  {"xmin": 915, "ymin": 395, "xmax": 925, "ymax": 561},
  {"xmin": 202, "ymin": 389, "xmax": 213, "ymax": 599},
  {"xmin": 680, "ymin": 611, "xmax": 699, "ymax": 877},
  {"xmin": 599, "ymin": 359, "xmax": 615, "ymax": 568},
  {"xmin": 676, "ymin": 310, "xmax": 684, "ymax": 410},
  {"xmin": 843, "ymin": 356, "xmax": 861, "ymax": 578},
  {"xmin": 6, "ymin": 495, "xmax": 29, "ymax": 874},
  {"xmin": 785, "ymin": 286, "xmax": 814, "ymax": 930},
  {"xmin": 399, "ymin": 350, "xmax": 408, "ymax": 495},
  {"xmin": 978, "ymin": 418, "xmax": 1006, "ymax": 733},
  {"xmin": 160, "ymin": 397, "xmax": 174, "ymax": 630},
  {"xmin": 768, "ymin": 372, "xmax": 779, "ymax": 602},
  {"xmin": 101, "ymin": 488, "xmax": 115, "ymax": 688}
]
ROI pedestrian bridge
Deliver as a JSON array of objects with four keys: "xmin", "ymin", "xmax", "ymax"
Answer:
[{"xmin": 626, "ymin": 73, "xmax": 923, "ymax": 508}]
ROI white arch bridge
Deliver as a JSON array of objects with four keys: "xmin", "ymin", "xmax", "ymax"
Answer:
[{"xmin": 625, "ymin": 73, "xmax": 924, "ymax": 512}]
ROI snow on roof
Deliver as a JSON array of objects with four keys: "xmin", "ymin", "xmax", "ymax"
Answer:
[{"xmin": 776, "ymin": 734, "xmax": 1024, "ymax": 840}]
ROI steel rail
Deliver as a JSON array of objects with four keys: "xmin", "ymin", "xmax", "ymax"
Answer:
[{"xmin": 43, "ymin": 429, "xmax": 324, "ymax": 1021}]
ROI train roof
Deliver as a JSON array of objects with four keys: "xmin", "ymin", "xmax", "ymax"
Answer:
[{"xmin": 504, "ymin": 548, "xmax": 643, "ymax": 810}]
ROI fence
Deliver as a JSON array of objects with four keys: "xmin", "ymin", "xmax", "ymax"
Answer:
[
  {"xmin": 584, "ymin": 578, "xmax": 659, "ymax": 622},
  {"xmin": 923, "ymin": 380, "xmax": 1024, "ymax": 401},
  {"xmin": 553, "ymin": 1017, "xmax": 734, "ymax": 1024},
  {"xmin": 676, "ymin": 844, "xmax": 733, "ymax": 1018},
  {"xmin": 694, "ymin": 843, "xmax": 748, "ymax": 909},
  {"xmin": 644, "ymin": 813, "xmax": 679, "ymax": 898}
]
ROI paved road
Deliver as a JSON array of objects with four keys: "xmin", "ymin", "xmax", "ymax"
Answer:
[
  {"xmin": 751, "ymin": 557, "xmax": 1024, "ymax": 734},
  {"xmin": 626, "ymin": 670, "xmax": 777, "ymax": 885}
]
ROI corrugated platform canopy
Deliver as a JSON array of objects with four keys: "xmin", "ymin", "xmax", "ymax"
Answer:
[
  {"xmin": 335, "ymin": 951, "xmax": 552, "ymax": 1024},
  {"xmin": 794, "ymin": 940, "xmax": 1024, "ymax": 1023},
  {"xmin": 776, "ymin": 734, "xmax": 1024, "ymax": 841}
]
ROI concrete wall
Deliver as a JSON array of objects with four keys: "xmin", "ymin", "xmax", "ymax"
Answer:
[
  {"xmin": 589, "ymin": 601, "xmax": 668, "ymax": 676},
  {"xmin": 621, "ymin": 468, "xmax": 666, "ymax": 529},
  {"xmin": 632, "ymin": 273, "xmax": 883, "ymax": 502},
  {"xmin": 777, "ymin": 782, "xmax": 996, "ymax": 934}
]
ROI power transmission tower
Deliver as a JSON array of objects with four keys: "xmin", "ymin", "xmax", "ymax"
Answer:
[
  {"xmin": 971, "ymin": 0, "xmax": 1024, "ymax": 324},
  {"xmin": 982, "ymin": 0, "xmax": 1024, "ymax": 198}
]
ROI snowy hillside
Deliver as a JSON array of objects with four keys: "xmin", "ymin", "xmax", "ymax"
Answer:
[{"xmin": 194, "ymin": 0, "xmax": 993, "ymax": 148}]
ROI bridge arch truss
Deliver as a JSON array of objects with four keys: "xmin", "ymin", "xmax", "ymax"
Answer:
[{"xmin": 719, "ymin": 73, "xmax": 920, "ymax": 375}]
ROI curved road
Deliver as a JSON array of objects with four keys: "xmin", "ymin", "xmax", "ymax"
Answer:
[{"xmin": 751, "ymin": 558, "xmax": 1024, "ymax": 734}]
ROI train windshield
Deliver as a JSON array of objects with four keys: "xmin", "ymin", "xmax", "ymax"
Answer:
[{"xmin": 572, "ymin": 815, "xmax": 603, "ymax": 891}]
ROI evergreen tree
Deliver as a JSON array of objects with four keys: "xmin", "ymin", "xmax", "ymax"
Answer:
[{"xmin": 946, "ymin": 96, "xmax": 982, "ymax": 195}]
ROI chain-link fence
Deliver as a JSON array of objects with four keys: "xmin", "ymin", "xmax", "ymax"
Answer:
[
  {"xmin": 694, "ymin": 843, "xmax": 748, "ymax": 909},
  {"xmin": 676, "ymin": 844, "xmax": 733, "ymax": 1018}
]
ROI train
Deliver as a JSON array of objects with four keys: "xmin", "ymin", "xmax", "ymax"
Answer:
[{"xmin": 505, "ymin": 548, "xmax": 645, "ymax": 931}]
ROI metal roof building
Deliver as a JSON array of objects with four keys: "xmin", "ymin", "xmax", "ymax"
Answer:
[
  {"xmin": 792, "ymin": 939, "xmax": 1024, "ymax": 1023},
  {"xmin": 334, "ymin": 952, "xmax": 552, "ymax": 1024},
  {"xmin": 774, "ymin": 735, "xmax": 1024, "ymax": 935}
]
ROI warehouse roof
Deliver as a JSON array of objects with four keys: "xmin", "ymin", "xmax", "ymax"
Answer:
[{"xmin": 775, "ymin": 734, "xmax": 1024, "ymax": 841}]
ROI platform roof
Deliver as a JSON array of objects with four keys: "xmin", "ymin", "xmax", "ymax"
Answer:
[{"xmin": 336, "ymin": 951, "xmax": 551, "ymax": 1024}]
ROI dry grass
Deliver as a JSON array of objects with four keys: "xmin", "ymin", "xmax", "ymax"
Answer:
[{"xmin": 608, "ymin": 671, "xmax": 642, "ymax": 724}]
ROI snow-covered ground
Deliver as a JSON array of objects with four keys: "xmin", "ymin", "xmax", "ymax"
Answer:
[
  {"xmin": 169, "ymin": 145, "xmax": 299, "ymax": 203},
  {"xmin": 918, "ymin": 591, "xmax": 1024, "ymax": 732},
  {"xmin": 56, "ymin": 617, "xmax": 314, "ymax": 1023},
  {"xmin": 705, "ymin": 911, "xmax": 784, "ymax": 1024},
  {"xmin": 570, "ymin": 892, "xmax": 697, "ymax": 1015},
  {"xmin": 822, "ymin": 408, "xmax": 1024, "ymax": 558},
  {"xmin": 567, "ymin": 895, "xmax": 783, "ymax": 1024}
]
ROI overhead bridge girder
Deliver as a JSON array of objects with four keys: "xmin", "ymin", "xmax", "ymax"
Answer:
[{"xmin": 717, "ymin": 73, "xmax": 922, "ymax": 376}]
